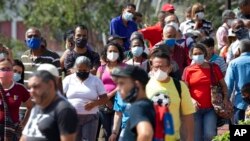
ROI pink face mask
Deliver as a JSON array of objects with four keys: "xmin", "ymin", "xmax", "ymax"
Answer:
[{"xmin": 0, "ymin": 71, "xmax": 13, "ymax": 82}]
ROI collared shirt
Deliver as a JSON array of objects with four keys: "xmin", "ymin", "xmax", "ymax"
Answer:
[
  {"xmin": 139, "ymin": 22, "xmax": 163, "ymax": 48},
  {"xmin": 21, "ymin": 49, "xmax": 61, "ymax": 86},
  {"xmin": 110, "ymin": 16, "xmax": 138, "ymax": 51},
  {"xmin": 225, "ymin": 52, "xmax": 250, "ymax": 110},
  {"xmin": 216, "ymin": 24, "xmax": 229, "ymax": 49}
]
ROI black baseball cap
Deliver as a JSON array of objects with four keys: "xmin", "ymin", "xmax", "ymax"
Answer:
[
  {"xmin": 107, "ymin": 34, "xmax": 126, "ymax": 44},
  {"xmin": 111, "ymin": 65, "xmax": 149, "ymax": 86}
]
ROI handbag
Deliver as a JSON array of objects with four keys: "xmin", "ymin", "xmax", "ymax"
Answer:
[
  {"xmin": 0, "ymin": 83, "xmax": 22, "ymax": 140},
  {"xmin": 210, "ymin": 63, "xmax": 233, "ymax": 119}
]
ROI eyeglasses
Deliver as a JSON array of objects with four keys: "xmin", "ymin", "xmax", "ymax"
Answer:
[{"xmin": 27, "ymin": 34, "xmax": 40, "ymax": 38}]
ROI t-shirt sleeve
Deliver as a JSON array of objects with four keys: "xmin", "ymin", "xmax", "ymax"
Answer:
[
  {"xmin": 213, "ymin": 63, "xmax": 224, "ymax": 82},
  {"xmin": 180, "ymin": 81, "xmax": 195, "ymax": 115},
  {"xmin": 20, "ymin": 86, "xmax": 30, "ymax": 103},
  {"xmin": 128, "ymin": 104, "xmax": 151, "ymax": 131},
  {"xmin": 62, "ymin": 76, "xmax": 70, "ymax": 94},
  {"xmin": 95, "ymin": 77, "xmax": 106, "ymax": 95},
  {"xmin": 64, "ymin": 52, "xmax": 74, "ymax": 70},
  {"xmin": 57, "ymin": 108, "xmax": 78, "ymax": 135},
  {"xmin": 52, "ymin": 53, "xmax": 62, "ymax": 76},
  {"xmin": 92, "ymin": 52, "xmax": 101, "ymax": 69}
]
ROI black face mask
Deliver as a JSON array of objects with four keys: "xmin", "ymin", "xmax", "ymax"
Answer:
[
  {"xmin": 235, "ymin": 27, "xmax": 249, "ymax": 40},
  {"xmin": 75, "ymin": 38, "xmax": 87, "ymax": 48},
  {"xmin": 124, "ymin": 86, "xmax": 138, "ymax": 103},
  {"xmin": 243, "ymin": 97, "xmax": 250, "ymax": 104},
  {"xmin": 76, "ymin": 71, "xmax": 89, "ymax": 80}
]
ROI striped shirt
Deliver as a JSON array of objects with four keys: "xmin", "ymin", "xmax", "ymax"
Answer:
[
  {"xmin": 21, "ymin": 49, "xmax": 61, "ymax": 86},
  {"xmin": 182, "ymin": 19, "xmax": 213, "ymax": 36},
  {"xmin": 210, "ymin": 54, "xmax": 227, "ymax": 74}
]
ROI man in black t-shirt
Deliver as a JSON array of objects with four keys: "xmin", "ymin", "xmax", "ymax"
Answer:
[
  {"xmin": 20, "ymin": 71, "xmax": 78, "ymax": 141},
  {"xmin": 111, "ymin": 65, "xmax": 155, "ymax": 141}
]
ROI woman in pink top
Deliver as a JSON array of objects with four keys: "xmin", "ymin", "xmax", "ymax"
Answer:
[{"xmin": 96, "ymin": 42, "xmax": 125, "ymax": 141}]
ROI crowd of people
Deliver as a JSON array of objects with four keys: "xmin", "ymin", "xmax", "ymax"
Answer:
[{"xmin": 0, "ymin": 0, "xmax": 250, "ymax": 141}]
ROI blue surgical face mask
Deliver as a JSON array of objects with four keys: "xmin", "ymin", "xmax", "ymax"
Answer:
[
  {"xmin": 13, "ymin": 73, "xmax": 21, "ymax": 82},
  {"xmin": 26, "ymin": 38, "xmax": 41, "ymax": 50},
  {"xmin": 131, "ymin": 46, "xmax": 144, "ymax": 57},
  {"xmin": 192, "ymin": 54, "xmax": 205, "ymax": 65},
  {"xmin": 165, "ymin": 38, "xmax": 176, "ymax": 48}
]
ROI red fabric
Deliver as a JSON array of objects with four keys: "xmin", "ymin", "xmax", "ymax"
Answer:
[
  {"xmin": 139, "ymin": 23, "xmax": 163, "ymax": 48},
  {"xmin": 154, "ymin": 105, "xmax": 168, "ymax": 139},
  {"xmin": 0, "ymin": 83, "xmax": 30, "ymax": 123},
  {"xmin": 172, "ymin": 44, "xmax": 190, "ymax": 74},
  {"xmin": 182, "ymin": 64, "xmax": 223, "ymax": 108},
  {"xmin": 161, "ymin": 3, "xmax": 175, "ymax": 12}
]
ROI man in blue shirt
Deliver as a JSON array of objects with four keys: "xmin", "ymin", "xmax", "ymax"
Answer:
[
  {"xmin": 109, "ymin": 3, "xmax": 138, "ymax": 51},
  {"xmin": 225, "ymin": 39, "xmax": 250, "ymax": 124}
]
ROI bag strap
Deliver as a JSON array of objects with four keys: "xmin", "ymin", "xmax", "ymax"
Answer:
[
  {"xmin": 209, "ymin": 63, "xmax": 216, "ymax": 86},
  {"xmin": 173, "ymin": 78, "xmax": 182, "ymax": 99}
]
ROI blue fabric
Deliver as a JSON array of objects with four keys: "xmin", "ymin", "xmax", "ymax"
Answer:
[
  {"xmin": 194, "ymin": 108, "xmax": 217, "ymax": 141},
  {"xmin": 109, "ymin": 16, "xmax": 138, "ymax": 51},
  {"xmin": 113, "ymin": 92, "xmax": 130, "ymax": 129},
  {"xmin": 209, "ymin": 54, "xmax": 218, "ymax": 62},
  {"xmin": 225, "ymin": 52, "xmax": 250, "ymax": 110},
  {"xmin": 233, "ymin": 106, "xmax": 245, "ymax": 124}
]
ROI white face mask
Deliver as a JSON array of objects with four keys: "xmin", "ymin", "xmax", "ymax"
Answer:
[
  {"xmin": 123, "ymin": 11, "xmax": 133, "ymax": 21},
  {"xmin": 192, "ymin": 54, "xmax": 205, "ymax": 65},
  {"xmin": 227, "ymin": 19, "xmax": 234, "ymax": 27},
  {"xmin": 196, "ymin": 12, "xmax": 205, "ymax": 20},
  {"xmin": 167, "ymin": 22, "xmax": 179, "ymax": 31},
  {"xmin": 154, "ymin": 69, "xmax": 168, "ymax": 81},
  {"xmin": 107, "ymin": 52, "xmax": 119, "ymax": 62}
]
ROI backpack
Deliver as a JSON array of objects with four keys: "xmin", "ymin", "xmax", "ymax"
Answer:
[{"xmin": 151, "ymin": 78, "xmax": 182, "ymax": 141}]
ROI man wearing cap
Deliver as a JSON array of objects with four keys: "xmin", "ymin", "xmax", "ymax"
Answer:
[
  {"xmin": 111, "ymin": 65, "xmax": 155, "ymax": 141},
  {"xmin": 110, "ymin": 3, "xmax": 137, "ymax": 51},
  {"xmin": 216, "ymin": 10, "xmax": 235, "ymax": 55},
  {"xmin": 21, "ymin": 27, "xmax": 61, "ymax": 86},
  {"xmin": 162, "ymin": 3, "xmax": 175, "ymax": 14}
]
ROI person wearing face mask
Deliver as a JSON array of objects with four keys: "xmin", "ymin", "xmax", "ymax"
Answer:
[
  {"xmin": 146, "ymin": 50, "xmax": 195, "ymax": 141},
  {"xmin": 13, "ymin": 59, "xmax": 25, "ymax": 84},
  {"xmin": 126, "ymin": 37, "xmax": 150, "ymax": 72},
  {"xmin": 182, "ymin": 43, "xmax": 229, "ymax": 141},
  {"xmin": 154, "ymin": 25, "xmax": 190, "ymax": 75},
  {"xmin": 0, "ymin": 58, "xmax": 33, "ymax": 141},
  {"xmin": 182, "ymin": 3, "xmax": 213, "ymax": 37},
  {"xmin": 95, "ymin": 43, "xmax": 125, "ymax": 141},
  {"xmin": 216, "ymin": 10, "xmax": 235, "ymax": 54},
  {"xmin": 63, "ymin": 56, "xmax": 108, "ymax": 141},
  {"xmin": 111, "ymin": 65, "xmax": 155, "ymax": 141},
  {"xmin": 21, "ymin": 27, "xmax": 61, "ymax": 87},
  {"xmin": 226, "ymin": 19, "xmax": 250, "ymax": 63},
  {"xmin": 165, "ymin": 14, "xmax": 194, "ymax": 52},
  {"xmin": 64, "ymin": 25, "xmax": 100, "ymax": 75},
  {"xmin": 225, "ymin": 39, "xmax": 250, "ymax": 124},
  {"xmin": 110, "ymin": 3, "xmax": 137, "ymax": 51}
]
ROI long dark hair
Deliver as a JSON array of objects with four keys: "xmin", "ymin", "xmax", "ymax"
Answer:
[
  {"xmin": 102, "ymin": 42, "xmax": 125, "ymax": 63},
  {"xmin": 13, "ymin": 59, "xmax": 25, "ymax": 84}
]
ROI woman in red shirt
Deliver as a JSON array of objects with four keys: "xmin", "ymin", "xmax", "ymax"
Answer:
[{"xmin": 182, "ymin": 43, "xmax": 228, "ymax": 141}]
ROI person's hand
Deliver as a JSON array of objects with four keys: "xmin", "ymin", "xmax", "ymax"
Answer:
[
  {"xmin": 192, "ymin": 99, "xmax": 200, "ymax": 111},
  {"xmin": 67, "ymin": 68, "xmax": 75, "ymax": 75},
  {"xmin": 109, "ymin": 133, "xmax": 117, "ymax": 141},
  {"xmin": 106, "ymin": 100, "xmax": 113, "ymax": 109},
  {"xmin": 84, "ymin": 101, "xmax": 96, "ymax": 111}
]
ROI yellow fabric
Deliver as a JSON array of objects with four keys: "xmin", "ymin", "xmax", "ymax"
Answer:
[{"xmin": 146, "ymin": 77, "xmax": 195, "ymax": 139}]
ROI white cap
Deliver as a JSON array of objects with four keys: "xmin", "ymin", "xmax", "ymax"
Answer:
[{"xmin": 37, "ymin": 63, "xmax": 59, "ymax": 77}]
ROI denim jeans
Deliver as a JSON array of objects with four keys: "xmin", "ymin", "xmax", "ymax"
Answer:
[
  {"xmin": 76, "ymin": 114, "xmax": 99, "ymax": 141},
  {"xmin": 233, "ymin": 107, "xmax": 245, "ymax": 124},
  {"xmin": 194, "ymin": 108, "xmax": 217, "ymax": 141}
]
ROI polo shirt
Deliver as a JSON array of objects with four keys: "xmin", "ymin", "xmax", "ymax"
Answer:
[
  {"xmin": 110, "ymin": 16, "xmax": 138, "ymax": 51},
  {"xmin": 21, "ymin": 49, "xmax": 61, "ymax": 86},
  {"xmin": 63, "ymin": 73, "xmax": 106, "ymax": 115},
  {"xmin": 139, "ymin": 22, "xmax": 163, "ymax": 48}
]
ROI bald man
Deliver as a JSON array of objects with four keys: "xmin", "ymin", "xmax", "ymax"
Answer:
[{"xmin": 21, "ymin": 27, "xmax": 61, "ymax": 86}]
